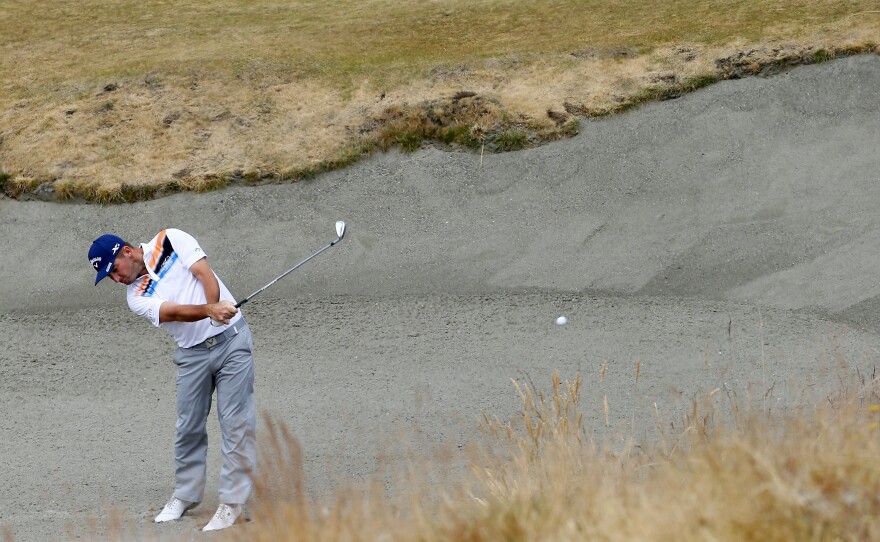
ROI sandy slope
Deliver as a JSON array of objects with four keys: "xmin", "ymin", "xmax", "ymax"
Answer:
[{"xmin": 1, "ymin": 55, "xmax": 879, "ymax": 541}]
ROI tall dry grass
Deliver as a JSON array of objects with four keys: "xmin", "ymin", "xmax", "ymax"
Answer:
[
  {"xmin": 1, "ymin": 1, "xmax": 878, "ymax": 202},
  {"xmin": 225, "ymin": 369, "xmax": 880, "ymax": 542}
]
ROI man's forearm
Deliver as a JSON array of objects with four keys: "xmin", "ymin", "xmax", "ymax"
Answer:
[
  {"xmin": 160, "ymin": 302, "xmax": 215, "ymax": 323},
  {"xmin": 197, "ymin": 268, "xmax": 221, "ymax": 304},
  {"xmin": 159, "ymin": 300, "xmax": 237, "ymax": 324},
  {"xmin": 203, "ymin": 281, "xmax": 220, "ymax": 304}
]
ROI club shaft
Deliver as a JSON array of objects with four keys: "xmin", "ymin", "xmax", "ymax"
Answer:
[{"xmin": 235, "ymin": 237, "xmax": 340, "ymax": 308}]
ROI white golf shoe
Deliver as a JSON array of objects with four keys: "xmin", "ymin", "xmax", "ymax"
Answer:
[
  {"xmin": 154, "ymin": 496, "xmax": 195, "ymax": 523},
  {"xmin": 202, "ymin": 503, "xmax": 242, "ymax": 531}
]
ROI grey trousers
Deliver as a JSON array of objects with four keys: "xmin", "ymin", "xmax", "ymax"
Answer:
[{"xmin": 170, "ymin": 321, "xmax": 256, "ymax": 505}]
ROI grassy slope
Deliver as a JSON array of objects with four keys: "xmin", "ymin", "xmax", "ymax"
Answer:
[{"xmin": 0, "ymin": 1, "xmax": 877, "ymax": 203}]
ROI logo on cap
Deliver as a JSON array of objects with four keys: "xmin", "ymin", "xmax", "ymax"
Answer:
[{"xmin": 88, "ymin": 234, "xmax": 127, "ymax": 285}]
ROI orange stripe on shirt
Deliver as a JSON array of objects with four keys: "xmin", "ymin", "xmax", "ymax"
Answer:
[
  {"xmin": 134, "ymin": 275, "xmax": 151, "ymax": 296},
  {"xmin": 135, "ymin": 229, "xmax": 166, "ymax": 296},
  {"xmin": 148, "ymin": 230, "xmax": 167, "ymax": 270}
]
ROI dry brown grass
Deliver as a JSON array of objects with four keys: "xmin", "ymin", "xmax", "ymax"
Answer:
[
  {"xmin": 212, "ymin": 368, "xmax": 880, "ymax": 542},
  {"xmin": 1, "ymin": 1, "xmax": 878, "ymax": 202}
]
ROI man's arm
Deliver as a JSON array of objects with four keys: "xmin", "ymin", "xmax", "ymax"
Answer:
[
  {"xmin": 189, "ymin": 257, "xmax": 220, "ymax": 303},
  {"xmin": 159, "ymin": 257, "xmax": 238, "ymax": 324}
]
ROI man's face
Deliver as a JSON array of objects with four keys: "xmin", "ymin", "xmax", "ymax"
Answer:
[{"xmin": 108, "ymin": 247, "xmax": 140, "ymax": 285}]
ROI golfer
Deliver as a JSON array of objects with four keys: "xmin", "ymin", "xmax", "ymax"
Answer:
[{"xmin": 88, "ymin": 228, "xmax": 255, "ymax": 532}]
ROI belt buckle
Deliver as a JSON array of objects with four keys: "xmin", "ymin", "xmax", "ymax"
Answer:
[{"xmin": 205, "ymin": 336, "xmax": 217, "ymax": 348}]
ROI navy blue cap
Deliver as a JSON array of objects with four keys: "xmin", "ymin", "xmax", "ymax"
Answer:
[{"xmin": 89, "ymin": 234, "xmax": 126, "ymax": 284}]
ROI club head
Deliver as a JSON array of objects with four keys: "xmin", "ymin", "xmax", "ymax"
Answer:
[{"xmin": 335, "ymin": 221, "xmax": 346, "ymax": 240}]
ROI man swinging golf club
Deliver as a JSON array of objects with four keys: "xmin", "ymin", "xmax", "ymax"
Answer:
[{"xmin": 88, "ymin": 228, "xmax": 255, "ymax": 532}]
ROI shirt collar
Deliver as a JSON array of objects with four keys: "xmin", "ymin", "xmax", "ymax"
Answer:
[{"xmin": 140, "ymin": 242, "xmax": 162, "ymax": 282}]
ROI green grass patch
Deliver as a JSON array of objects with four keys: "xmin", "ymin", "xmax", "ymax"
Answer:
[
  {"xmin": 396, "ymin": 131, "xmax": 424, "ymax": 153},
  {"xmin": 683, "ymin": 73, "xmax": 720, "ymax": 90},
  {"xmin": 813, "ymin": 48, "xmax": 834, "ymax": 63},
  {"xmin": 561, "ymin": 118, "xmax": 580, "ymax": 137},
  {"xmin": 494, "ymin": 128, "xmax": 529, "ymax": 152}
]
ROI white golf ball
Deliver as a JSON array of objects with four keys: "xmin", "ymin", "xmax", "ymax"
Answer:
[{"xmin": 555, "ymin": 316, "xmax": 568, "ymax": 326}]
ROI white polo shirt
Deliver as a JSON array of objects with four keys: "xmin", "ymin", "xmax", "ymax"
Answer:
[{"xmin": 127, "ymin": 228, "xmax": 241, "ymax": 348}]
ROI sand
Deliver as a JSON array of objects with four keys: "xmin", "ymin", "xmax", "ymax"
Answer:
[{"xmin": 1, "ymin": 54, "xmax": 879, "ymax": 540}]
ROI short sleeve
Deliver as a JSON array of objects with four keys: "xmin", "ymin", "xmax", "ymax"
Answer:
[
  {"xmin": 165, "ymin": 228, "xmax": 207, "ymax": 269},
  {"xmin": 128, "ymin": 291, "xmax": 165, "ymax": 328}
]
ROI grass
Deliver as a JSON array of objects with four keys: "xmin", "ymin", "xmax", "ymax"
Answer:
[
  {"xmin": 201, "ymin": 368, "xmax": 880, "ymax": 542},
  {"xmin": 0, "ymin": 1, "xmax": 877, "ymax": 202},
  {"xmin": 494, "ymin": 128, "xmax": 529, "ymax": 152}
]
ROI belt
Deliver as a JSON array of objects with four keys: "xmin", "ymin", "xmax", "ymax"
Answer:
[{"xmin": 191, "ymin": 322, "xmax": 245, "ymax": 349}]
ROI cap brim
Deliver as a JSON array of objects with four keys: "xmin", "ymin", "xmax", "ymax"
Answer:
[
  {"xmin": 95, "ymin": 268, "xmax": 111, "ymax": 285},
  {"xmin": 94, "ymin": 260, "xmax": 114, "ymax": 285}
]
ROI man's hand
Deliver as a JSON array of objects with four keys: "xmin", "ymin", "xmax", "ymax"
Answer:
[{"xmin": 207, "ymin": 301, "xmax": 238, "ymax": 325}]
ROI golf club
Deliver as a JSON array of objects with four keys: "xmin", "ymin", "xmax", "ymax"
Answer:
[{"xmin": 212, "ymin": 221, "xmax": 346, "ymax": 325}]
